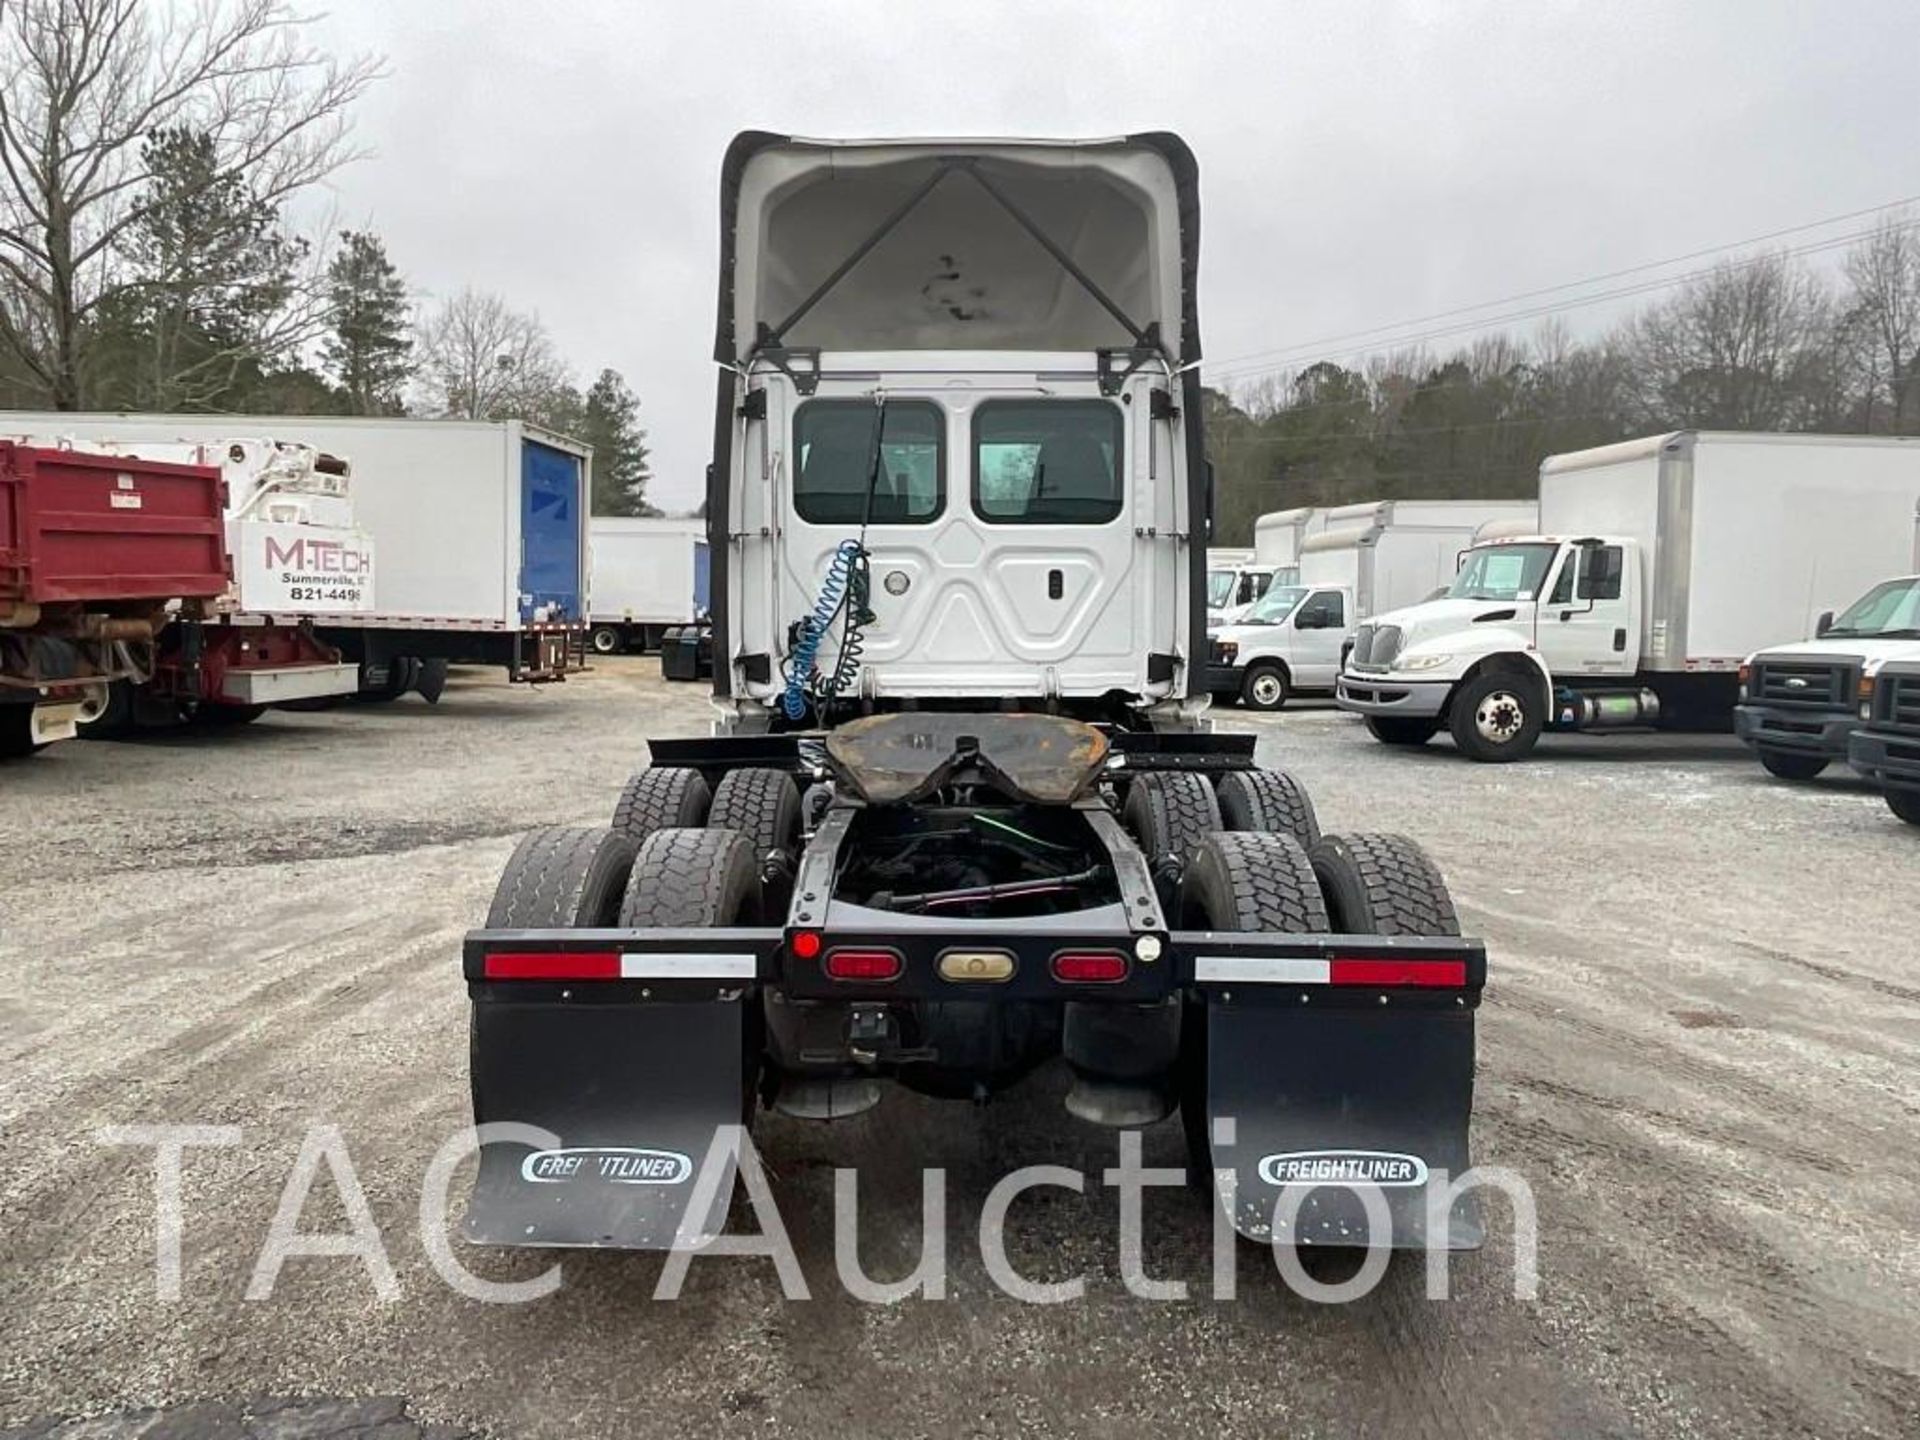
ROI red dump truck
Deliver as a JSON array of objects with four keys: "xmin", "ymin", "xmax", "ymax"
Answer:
[{"xmin": 0, "ymin": 443, "xmax": 229, "ymax": 756}]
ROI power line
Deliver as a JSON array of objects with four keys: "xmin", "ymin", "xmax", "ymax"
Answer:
[
  {"xmin": 1204, "ymin": 218, "xmax": 1916, "ymax": 388},
  {"xmin": 1203, "ymin": 193, "xmax": 1920, "ymax": 382}
]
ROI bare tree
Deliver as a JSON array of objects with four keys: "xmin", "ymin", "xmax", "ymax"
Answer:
[
  {"xmin": 0, "ymin": 0, "xmax": 379, "ymax": 408},
  {"xmin": 1842, "ymin": 213, "xmax": 1920, "ymax": 432},
  {"xmin": 415, "ymin": 287, "xmax": 572, "ymax": 422},
  {"xmin": 1625, "ymin": 252, "xmax": 1834, "ymax": 429}
]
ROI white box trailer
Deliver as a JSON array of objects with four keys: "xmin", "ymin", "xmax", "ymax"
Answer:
[
  {"xmin": 1297, "ymin": 498, "xmax": 1539, "ymax": 621},
  {"xmin": 1338, "ymin": 432, "xmax": 1920, "ymax": 761},
  {"xmin": 586, "ymin": 517, "xmax": 710, "ymax": 654},
  {"xmin": 0, "ymin": 412, "xmax": 592, "ymax": 688}
]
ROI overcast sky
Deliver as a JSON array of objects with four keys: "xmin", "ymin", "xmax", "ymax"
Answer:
[{"xmin": 306, "ymin": 0, "xmax": 1920, "ymax": 511}]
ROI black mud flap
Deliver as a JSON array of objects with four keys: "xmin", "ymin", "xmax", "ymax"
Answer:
[
  {"xmin": 467, "ymin": 993, "xmax": 752, "ymax": 1249},
  {"xmin": 1202, "ymin": 993, "xmax": 1483, "ymax": 1251}
]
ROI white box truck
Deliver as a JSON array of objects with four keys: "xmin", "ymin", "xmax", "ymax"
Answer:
[
  {"xmin": 1337, "ymin": 432, "xmax": 1920, "ymax": 760},
  {"xmin": 1208, "ymin": 497, "xmax": 1536, "ymax": 710},
  {"xmin": 586, "ymin": 517, "xmax": 709, "ymax": 655},
  {"xmin": 0, "ymin": 413, "xmax": 592, "ymax": 697},
  {"xmin": 1254, "ymin": 506, "xmax": 1325, "ymax": 580},
  {"xmin": 1203, "ymin": 509, "xmax": 1326, "ymax": 627}
]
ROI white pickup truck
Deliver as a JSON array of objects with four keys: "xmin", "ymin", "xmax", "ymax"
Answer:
[{"xmin": 1735, "ymin": 574, "xmax": 1920, "ymax": 780}]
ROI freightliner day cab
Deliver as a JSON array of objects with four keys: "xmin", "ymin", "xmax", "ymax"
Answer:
[
  {"xmin": 458, "ymin": 134, "xmax": 1488, "ymax": 1255},
  {"xmin": 1338, "ymin": 432, "xmax": 1920, "ymax": 761}
]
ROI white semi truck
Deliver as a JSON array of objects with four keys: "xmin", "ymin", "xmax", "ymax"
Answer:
[
  {"xmin": 0, "ymin": 413, "xmax": 592, "ymax": 697},
  {"xmin": 1208, "ymin": 498, "xmax": 1537, "ymax": 709},
  {"xmin": 457, "ymin": 132, "xmax": 1489, "ymax": 1257},
  {"xmin": 1337, "ymin": 432, "xmax": 1920, "ymax": 761},
  {"xmin": 586, "ymin": 517, "xmax": 709, "ymax": 655}
]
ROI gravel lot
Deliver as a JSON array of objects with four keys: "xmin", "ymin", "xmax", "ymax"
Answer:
[{"xmin": 2, "ymin": 659, "xmax": 1915, "ymax": 1439}]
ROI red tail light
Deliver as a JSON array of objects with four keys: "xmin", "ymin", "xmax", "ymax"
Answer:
[
  {"xmin": 1328, "ymin": 958, "xmax": 1467, "ymax": 988},
  {"xmin": 483, "ymin": 950, "xmax": 621, "ymax": 980},
  {"xmin": 789, "ymin": 929, "xmax": 823, "ymax": 960},
  {"xmin": 1051, "ymin": 950, "xmax": 1129, "ymax": 984},
  {"xmin": 824, "ymin": 948, "xmax": 903, "ymax": 981}
]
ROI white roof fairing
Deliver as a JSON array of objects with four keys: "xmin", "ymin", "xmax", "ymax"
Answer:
[{"xmin": 715, "ymin": 133, "xmax": 1199, "ymax": 364}]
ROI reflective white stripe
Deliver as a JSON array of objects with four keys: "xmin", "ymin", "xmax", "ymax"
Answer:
[
  {"xmin": 1194, "ymin": 955, "xmax": 1330, "ymax": 984},
  {"xmin": 619, "ymin": 952, "xmax": 757, "ymax": 979}
]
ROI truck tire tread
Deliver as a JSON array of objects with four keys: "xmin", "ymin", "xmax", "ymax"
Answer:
[
  {"xmin": 485, "ymin": 825, "xmax": 638, "ymax": 928},
  {"xmin": 620, "ymin": 827, "xmax": 757, "ymax": 927},
  {"xmin": 1217, "ymin": 768, "xmax": 1321, "ymax": 846},
  {"xmin": 708, "ymin": 767, "xmax": 802, "ymax": 859},
  {"xmin": 1309, "ymin": 832, "xmax": 1460, "ymax": 936},
  {"xmin": 1123, "ymin": 771, "xmax": 1223, "ymax": 871},
  {"xmin": 611, "ymin": 765, "xmax": 711, "ymax": 844},
  {"xmin": 1179, "ymin": 831, "xmax": 1329, "ymax": 934}
]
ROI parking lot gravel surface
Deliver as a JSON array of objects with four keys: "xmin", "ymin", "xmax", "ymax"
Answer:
[{"xmin": 2, "ymin": 660, "xmax": 1915, "ymax": 1439}]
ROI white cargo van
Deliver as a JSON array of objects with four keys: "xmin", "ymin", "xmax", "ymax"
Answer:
[{"xmin": 1337, "ymin": 432, "xmax": 1920, "ymax": 761}]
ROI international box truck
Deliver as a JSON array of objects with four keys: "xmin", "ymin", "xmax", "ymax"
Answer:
[
  {"xmin": 1336, "ymin": 432, "xmax": 1920, "ymax": 761},
  {"xmin": 1208, "ymin": 498, "xmax": 1537, "ymax": 709},
  {"xmin": 0, "ymin": 413, "xmax": 591, "ymax": 695}
]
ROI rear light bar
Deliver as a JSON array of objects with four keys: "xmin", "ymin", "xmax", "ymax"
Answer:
[
  {"xmin": 483, "ymin": 951, "xmax": 620, "ymax": 980},
  {"xmin": 823, "ymin": 948, "xmax": 903, "ymax": 982},
  {"xmin": 479, "ymin": 950, "xmax": 756, "ymax": 981},
  {"xmin": 1193, "ymin": 955, "xmax": 1469, "ymax": 988},
  {"xmin": 1051, "ymin": 950, "xmax": 1129, "ymax": 984}
]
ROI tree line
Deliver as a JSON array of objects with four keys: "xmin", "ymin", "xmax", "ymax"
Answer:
[
  {"xmin": 1205, "ymin": 220, "xmax": 1920, "ymax": 546},
  {"xmin": 0, "ymin": 0, "xmax": 655, "ymax": 515}
]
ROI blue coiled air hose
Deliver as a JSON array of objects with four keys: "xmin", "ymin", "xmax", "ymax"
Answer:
[{"xmin": 782, "ymin": 537, "xmax": 868, "ymax": 719}]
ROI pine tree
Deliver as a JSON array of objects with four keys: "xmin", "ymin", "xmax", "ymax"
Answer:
[
  {"xmin": 579, "ymin": 368, "xmax": 656, "ymax": 515},
  {"xmin": 323, "ymin": 231, "xmax": 412, "ymax": 414}
]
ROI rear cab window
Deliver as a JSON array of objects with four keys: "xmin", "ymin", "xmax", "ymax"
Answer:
[
  {"xmin": 793, "ymin": 400, "xmax": 944, "ymax": 524},
  {"xmin": 972, "ymin": 400, "xmax": 1124, "ymax": 524}
]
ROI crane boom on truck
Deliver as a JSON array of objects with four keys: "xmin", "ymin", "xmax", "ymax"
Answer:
[{"xmin": 459, "ymin": 133, "xmax": 1489, "ymax": 1256}]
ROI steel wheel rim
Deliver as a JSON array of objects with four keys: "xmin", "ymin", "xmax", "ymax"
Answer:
[
  {"xmin": 1251, "ymin": 673, "xmax": 1284, "ymax": 706},
  {"xmin": 1474, "ymin": 690, "xmax": 1525, "ymax": 742}
]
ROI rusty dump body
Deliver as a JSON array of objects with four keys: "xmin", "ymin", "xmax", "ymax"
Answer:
[
  {"xmin": 0, "ymin": 445, "xmax": 229, "ymax": 749},
  {"xmin": 458, "ymin": 133, "xmax": 1487, "ymax": 1260}
]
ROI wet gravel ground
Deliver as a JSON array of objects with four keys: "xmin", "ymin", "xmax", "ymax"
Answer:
[{"xmin": 1, "ymin": 660, "xmax": 1915, "ymax": 1439}]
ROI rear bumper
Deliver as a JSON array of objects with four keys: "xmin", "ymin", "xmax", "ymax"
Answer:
[
  {"xmin": 1734, "ymin": 704, "xmax": 1856, "ymax": 757},
  {"xmin": 1336, "ymin": 672, "xmax": 1452, "ymax": 718},
  {"xmin": 463, "ymin": 924, "xmax": 1489, "ymax": 1001},
  {"xmin": 1848, "ymin": 727, "xmax": 1920, "ymax": 790}
]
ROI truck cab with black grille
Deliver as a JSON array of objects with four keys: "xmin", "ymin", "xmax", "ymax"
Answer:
[
  {"xmin": 1848, "ymin": 648, "xmax": 1920, "ymax": 825},
  {"xmin": 1736, "ymin": 575, "xmax": 1920, "ymax": 782}
]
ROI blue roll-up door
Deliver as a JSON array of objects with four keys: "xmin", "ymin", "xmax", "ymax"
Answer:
[
  {"xmin": 520, "ymin": 440, "xmax": 583, "ymax": 622},
  {"xmin": 693, "ymin": 539, "xmax": 711, "ymax": 617}
]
